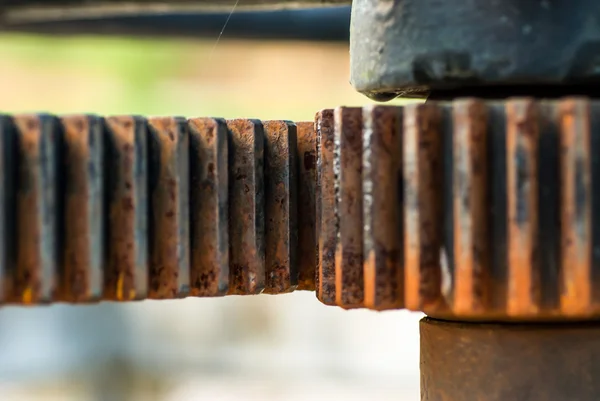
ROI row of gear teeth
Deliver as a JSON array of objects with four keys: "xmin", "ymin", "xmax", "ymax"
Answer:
[
  {"xmin": 317, "ymin": 98, "xmax": 600, "ymax": 321},
  {"xmin": 0, "ymin": 115, "xmax": 316, "ymax": 303},
  {"xmin": 1, "ymin": 97, "xmax": 599, "ymax": 321}
]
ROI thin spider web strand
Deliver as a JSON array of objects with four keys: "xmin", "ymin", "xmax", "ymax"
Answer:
[{"xmin": 209, "ymin": 0, "xmax": 240, "ymax": 60}]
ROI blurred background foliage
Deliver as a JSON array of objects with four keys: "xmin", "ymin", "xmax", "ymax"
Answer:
[{"xmin": 0, "ymin": 23, "xmax": 421, "ymax": 401}]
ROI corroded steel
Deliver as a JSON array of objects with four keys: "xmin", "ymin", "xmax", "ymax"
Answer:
[
  {"xmin": 402, "ymin": 103, "xmax": 443, "ymax": 313},
  {"xmin": 315, "ymin": 109, "xmax": 336, "ymax": 305},
  {"xmin": 263, "ymin": 121, "xmax": 298, "ymax": 294},
  {"xmin": 188, "ymin": 118, "xmax": 229, "ymax": 297},
  {"xmin": 226, "ymin": 119, "xmax": 265, "ymax": 295},
  {"xmin": 148, "ymin": 117, "xmax": 190, "ymax": 299},
  {"xmin": 1, "ymin": 98, "xmax": 600, "ymax": 322},
  {"xmin": 420, "ymin": 317, "xmax": 600, "ymax": 401},
  {"xmin": 296, "ymin": 121, "xmax": 317, "ymax": 292},
  {"xmin": 13, "ymin": 115, "xmax": 59, "ymax": 304},
  {"xmin": 315, "ymin": 97, "xmax": 600, "ymax": 321},
  {"xmin": 60, "ymin": 115, "xmax": 104, "ymax": 303},
  {"xmin": 104, "ymin": 116, "xmax": 149, "ymax": 302},
  {"xmin": 334, "ymin": 107, "xmax": 363, "ymax": 308},
  {"xmin": 362, "ymin": 106, "xmax": 403, "ymax": 310}
]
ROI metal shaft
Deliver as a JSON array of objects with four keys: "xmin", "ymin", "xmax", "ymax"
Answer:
[{"xmin": 421, "ymin": 317, "xmax": 600, "ymax": 401}]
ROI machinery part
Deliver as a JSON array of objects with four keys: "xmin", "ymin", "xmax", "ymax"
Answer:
[
  {"xmin": 0, "ymin": 115, "xmax": 314, "ymax": 303},
  {"xmin": 316, "ymin": 97, "xmax": 600, "ymax": 321},
  {"xmin": 0, "ymin": 0, "xmax": 349, "ymax": 25},
  {"xmin": 2, "ymin": 97, "xmax": 600, "ymax": 323},
  {"xmin": 0, "ymin": 8, "xmax": 351, "ymax": 41},
  {"xmin": 420, "ymin": 317, "xmax": 600, "ymax": 401},
  {"xmin": 296, "ymin": 122, "xmax": 317, "ymax": 291},
  {"xmin": 350, "ymin": 0, "xmax": 600, "ymax": 100}
]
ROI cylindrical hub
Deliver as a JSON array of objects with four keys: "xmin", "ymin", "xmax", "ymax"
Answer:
[
  {"xmin": 350, "ymin": 0, "xmax": 600, "ymax": 99},
  {"xmin": 420, "ymin": 317, "xmax": 600, "ymax": 401}
]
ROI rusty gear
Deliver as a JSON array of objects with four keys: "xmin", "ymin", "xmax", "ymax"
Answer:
[{"xmin": 0, "ymin": 97, "xmax": 598, "ymax": 322}]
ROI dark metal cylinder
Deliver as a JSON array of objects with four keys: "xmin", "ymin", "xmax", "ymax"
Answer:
[
  {"xmin": 350, "ymin": 0, "xmax": 600, "ymax": 99},
  {"xmin": 420, "ymin": 317, "xmax": 600, "ymax": 401}
]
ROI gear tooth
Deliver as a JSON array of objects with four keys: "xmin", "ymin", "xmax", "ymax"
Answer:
[
  {"xmin": 537, "ymin": 102, "xmax": 561, "ymax": 313},
  {"xmin": 12, "ymin": 115, "xmax": 60, "ymax": 304},
  {"xmin": 59, "ymin": 115, "xmax": 104, "ymax": 303},
  {"xmin": 334, "ymin": 107, "xmax": 364, "ymax": 308},
  {"xmin": 227, "ymin": 119, "xmax": 265, "ymax": 295},
  {"xmin": 450, "ymin": 99, "xmax": 491, "ymax": 315},
  {"xmin": 104, "ymin": 116, "xmax": 149, "ymax": 301},
  {"xmin": 188, "ymin": 118, "xmax": 229, "ymax": 297},
  {"xmin": 296, "ymin": 121, "xmax": 317, "ymax": 292},
  {"xmin": 505, "ymin": 98, "xmax": 541, "ymax": 317},
  {"xmin": 0, "ymin": 116, "xmax": 16, "ymax": 303},
  {"xmin": 315, "ymin": 109, "xmax": 336, "ymax": 305},
  {"xmin": 263, "ymin": 121, "xmax": 298, "ymax": 294},
  {"xmin": 559, "ymin": 98, "xmax": 593, "ymax": 316},
  {"xmin": 591, "ymin": 101, "xmax": 600, "ymax": 311},
  {"xmin": 147, "ymin": 117, "xmax": 190, "ymax": 299},
  {"xmin": 403, "ymin": 103, "xmax": 444, "ymax": 313},
  {"xmin": 362, "ymin": 105, "xmax": 403, "ymax": 310}
]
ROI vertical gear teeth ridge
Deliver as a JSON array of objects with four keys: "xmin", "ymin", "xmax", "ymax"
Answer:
[
  {"xmin": 362, "ymin": 106, "xmax": 404, "ymax": 310},
  {"xmin": 188, "ymin": 118, "xmax": 229, "ymax": 297},
  {"xmin": 315, "ymin": 109, "xmax": 336, "ymax": 305},
  {"xmin": 263, "ymin": 121, "xmax": 298, "ymax": 294},
  {"xmin": 0, "ymin": 116, "xmax": 15, "ymax": 303},
  {"xmin": 226, "ymin": 119, "xmax": 265, "ymax": 295},
  {"xmin": 334, "ymin": 107, "xmax": 364, "ymax": 308},
  {"xmin": 450, "ymin": 99, "xmax": 490, "ymax": 315},
  {"xmin": 403, "ymin": 104, "xmax": 444, "ymax": 313},
  {"xmin": 59, "ymin": 115, "xmax": 104, "ymax": 303},
  {"xmin": 296, "ymin": 122, "xmax": 317, "ymax": 291},
  {"xmin": 104, "ymin": 116, "xmax": 149, "ymax": 301},
  {"xmin": 148, "ymin": 117, "xmax": 190, "ymax": 299},
  {"xmin": 559, "ymin": 98, "xmax": 593, "ymax": 316},
  {"xmin": 505, "ymin": 99, "xmax": 541, "ymax": 317},
  {"xmin": 13, "ymin": 115, "xmax": 59, "ymax": 304}
]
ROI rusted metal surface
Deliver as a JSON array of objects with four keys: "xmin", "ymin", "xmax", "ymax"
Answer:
[
  {"xmin": 362, "ymin": 106, "xmax": 403, "ymax": 310},
  {"xmin": 296, "ymin": 121, "xmax": 317, "ymax": 291},
  {"xmin": 403, "ymin": 104, "xmax": 443, "ymax": 313},
  {"xmin": 313, "ymin": 98, "xmax": 600, "ymax": 321},
  {"xmin": 59, "ymin": 115, "xmax": 104, "ymax": 302},
  {"xmin": 315, "ymin": 109, "xmax": 336, "ymax": 305},
  {"xmin": 420, "ymin": 317, "xmax": 600, "ymax": 401},
  {"xmin": 0, "ymin": 116, "xmax": 15, "ymax": 303},
  {"xmin": 334, "ymin": 107, "xmax": 364, "ymax": 308},
  {"xmin": 148, "ymin": 117, "xmax": 190, "ymax": 299},
  {"xmin": 188, "ymin": 118, "xmax": 229, "ymax": 297},
  {"xmin": 263, "ymin": 121, "xmax": 298, "ymax": 294},
  {"xmin": 3, "ymin": 99, "xmax": 600, "ymax": 321},
  {"xmin": 13, "ymin": 115, "xmax": 59, "ymax": 304},
  {"xmin": 227, "ymin": 119, "xmax": 265, "ymax": 295},
  {"xmin": 559, "ymin": 99, "xmax": 592, "ymax": 316},
  {"xmin": 451, "ymin": 99, "xmax": 489, "ymax": 315},
  {"xmin": 506, "ymin": 99, "xmax": 540, "ymax": 317},
  {"xmin": 104, "ymin": 116, "xmax": 148, "ymax": 301}
]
